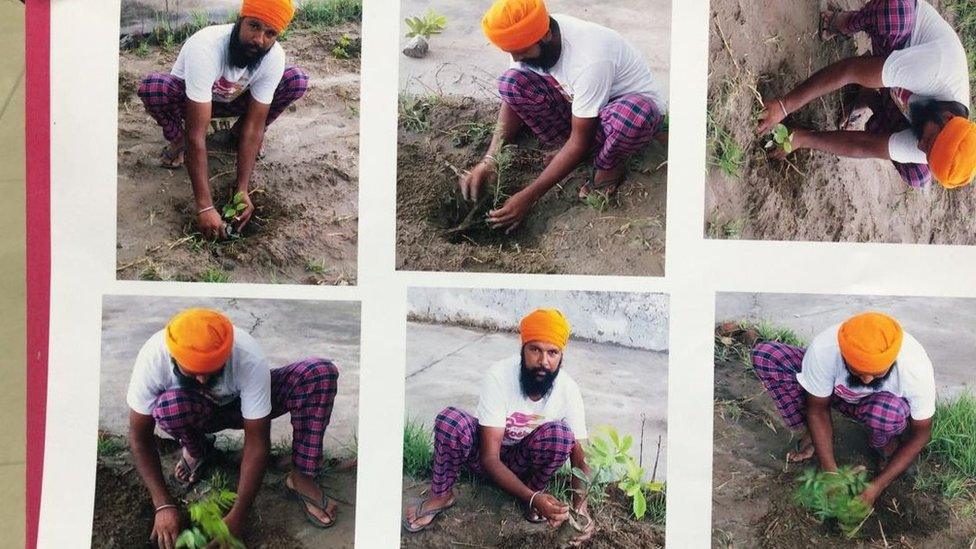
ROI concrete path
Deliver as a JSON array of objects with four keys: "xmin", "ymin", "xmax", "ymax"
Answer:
[
  {"xmin": 405, "ymin": 321, "xmax": 669, "ymax": 479},
  {"xmin": 398, "ymin": 0, "xmax": 672, "ymax": 99},
  {"xmin": 99, "ymin": 296, "xmax": 361, "ymax": 456},
  {"xmin": 717, "ymin": 293, "xmax": 976, "ymax": 398}
]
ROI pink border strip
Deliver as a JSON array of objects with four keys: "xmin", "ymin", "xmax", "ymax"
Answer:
[{"xmin": 25, "ymin": 1, "xmax": 50, "ymax": 548}]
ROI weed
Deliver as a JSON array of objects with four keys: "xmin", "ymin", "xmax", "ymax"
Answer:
[
  {"xmin": 331, "ymin": 33, "xmax": 357, "ymax": 59},
  {"xmin": 717, "ymin": 399, "xmax": 743, "ymax": 423},
  {"xmin": 187, "ymin": 10, "xmax": 210, "ymax": 35},
  {"xmin": 583, "ymin": 190, "xmax": 612, "ymax": 213},
  {"xmin": 405, "ymin": 9, "xmax": 447, "ymax": 39},
  {"xmin": 402, "ymin": 419, "xmax": 434, "ymax": 479},
  {"xmin": 294, "ymin": 0, "xmax": 363, "ymax": 27},
  {"xmin": 162, "ymin": 33, "xmax": 176, "ymax": 52},
  {"xmin": 928, "ymin": 393, "xmax": 976, "ymax": 477},
  {"xmin": 707, "ymin": 114, "xmax": 745, "ymax": 178},
  {"xmin": 199, "ymin": 267, "xmax": 230, "ymax": 283},
  {"xmin": 449, "ymin": 122, "xmax": 494, "ymax": 147},
  {"xmin": 752, "ymin": 319, "xmax": 805, "ymax": 347},
  {"xmin": 794, "ymin": 466, "xmax": 871, "ymax": 538},
  {"xmin": 139, "ymin": 263, "xmax": 163, "ymax": 281},
  {"xmin": 946, "ymin": 1, "xmax": 976, "ymax": 105},
  {"xmin": 270, "ymin": 437, "xmax": 292, "ymax": 459},
  {"xmin": 176, "ymin": 484, "xmax": 243, "ymax": 548},
  {"xmin": 97, "ymin": 432, "xmax": 126, "ymax": 456},
  {"xmin": 305, "ymin": 258, "xmax": 327, "ymax": 274},
  {"xmin": 398, "ymin": 94, "xmax": 434, "ymax": 133},
  {"xmin": 135, "ymin": 41, "xmax": 151, "ymax": 57}
]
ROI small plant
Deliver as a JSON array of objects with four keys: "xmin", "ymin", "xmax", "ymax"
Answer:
[
  {"xmin": 405, "ymin": 9, "xmax": 447, "ymax": 39},
  {"xmin": 199, "ymin": 267, "xmax": 230, "ymax": 283},
  {"xmin": 187, "ymin": 10, "xmax": 210, "ymax": 35},
  {"xmin": 585, "ymin": 427, "xmax": 663, "ymax": 520},
  {"xmin": 135, "ymin": 41, "xmax": 151, "ymax": 57},
  {"xmin": 399, "ymin": 94, "xmax": 434, "ymax": 133},
  {"xmin": 162, "ymin": 33, "xmax": 176, "ymax": 52},
  {"xmin": 403, "ymin": 419, "xmax": 434, "ymax": 478},
  {"xmin": 752, "ymin": 319, "xmax": 806, "ymax": 347},
  {"xmin": 707, "ymin": 114, "xmax": 744, "ymax": 178},
  {"xmin": 928, "ymin": 393, "xmax": 976, "ymax": 477},
  {"xmin": 221, "ymin": 191, "xmax": 248, "ymax": 221},
  {"xmin": 305, "ymin": 258, "xmax": 327, "ymax": 274},
  {"xmin": 331, "ymin": 34, "xmax": 355, "ymax": 59},
  {"xmin": 794, "ymin": 466, "xmax": 871, "ymax": 538},
  {"xmin": 175, "ymin": 487, "xmax": 243, "ymax": 548},
  {"xmin": 96, "ymin": 432, "xmax": 126, "ymax": 456},
  {"xmin": 765, "ymin": 123, "xmax": 794, "ymax": 154},
  {"xmin": 583, "ymin": 190, "xmax": 611, "ymax": 213},
  {"xmin": 449, "ymin": 122, "xmax": 494, "ymax": 147}
]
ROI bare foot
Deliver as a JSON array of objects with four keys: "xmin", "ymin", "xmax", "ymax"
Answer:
[
  {"xmin": 787, "ymin": 432, "xmax": 816, "ymax": 463},
  {"xmin": 579, "ymin": 163, "xmax": 627, "ymax": 199},
  {"xmin": 286, "ymin": 471, "xmax": 338, "ymax": 526},
  {"xmin": 159, "ymin": 141, "xmax": 185, "ymax": 169},
  {"xmin": 403, "ymin": 492, "xmax": 455, "ymax": 531},
  {"xmin": 820, "ymin": 10, "xmax": 854, "ymax": 41}
]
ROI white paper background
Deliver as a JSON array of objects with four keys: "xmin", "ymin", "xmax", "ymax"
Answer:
[{"xmin": 40, "ymin": 0, "xmax": 976, "ymax": 547}]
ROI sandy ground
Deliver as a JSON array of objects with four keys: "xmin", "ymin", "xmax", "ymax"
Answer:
[
  {"xmin": 396, "ymin": 0, "xmax": 671, "ymax": 276},
  {"xmin": 94, "ymin": 296, "xmax": 361, "ymax": 547},
  {"xmin": 116, "ymin": 22, "xmax": 360, "ymax": 285},
  {"xmin": 711, "ymin": 327, "xmax": 976, "ymax": 548},
  {"xmin": 404, "ymin": 321, "xmax": 669, "ymax": 475},
  {"xmin": 705, "ymin": 0, "xmax": 976, "ymax": 244},
  {"xmin": 397, "ymin": 0, "xmax": 671, "ymax": 100},
  {"xmin": 401, "ymin": 321, "xmax": 668, "ymax": 547},
  {"xmin": 716, "ymin": 293, "xmax": 976, "ymax": 399}
]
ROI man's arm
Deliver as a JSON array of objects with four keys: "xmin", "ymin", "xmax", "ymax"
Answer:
[
  {"xmin": 568, "ymin": 441, "xmax": 590, "ymax": 509},
  {"xmin": 864, "ymin": 417, "xmax": 932, "ymax": 505},
  {"xmin": 129, "ymin": 410, "xmax": 181, "ymax": 549},
  {"xmin": 758, "ymin": 56, "xmax": 886, "ymax": 135},
  {"xmin": 478, "ymin": 426, "xmax": 569, "ymax": 525},
  {"xmin": 487, "ymin": 116, "xmax": 598, "ymax": 231},
  {"xmin": 806, "ymin": 394, "xmax": 839, "ymax": 472},
  {"xmin": 459, "ymin": 102, "xmax": 525, "ymax": 202},
  {"xmin": 225, "ymin": 416, "xmax": 271, "ymax": 537},
  {"xmin": 785, "ymin": 129, "xmax": 892, "ymax": 160},
  {"xmin": 231, "ymin": 99, "xmax": 272, "ymax": 231},
  {"xmin": 184, "ymin": 100, "xmax": 226, "ymax": 240}
]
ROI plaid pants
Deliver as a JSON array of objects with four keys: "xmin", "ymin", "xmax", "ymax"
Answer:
[
  {"xmin": 847, "ymin": 0, "xmax": 930, "ymax": 187},
  {"xmin": 138, "ymin": 66, "xmax": 310, "ymax": 143},
  {"xmin": 498, "ymin": 69, "xmax": 663, "ymax": 170},
  {"xmin": 751, "ymin": 342, "xmax": 910, "ymax": 448},
  {"xmin": 430, "ymin": 406, "xmax": 575, "ymax": 497},
  {"xmin": 152, "ymin": 357, "xmax": 339, "ymax": 476}
]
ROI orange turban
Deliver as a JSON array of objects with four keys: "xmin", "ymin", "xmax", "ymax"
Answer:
[
  {"xmin": 165, "ymin": 309, "xmax": 234, "ymax": 375},
  {"xmin": 482, "ymin": 0, "xmax": 550, "ymax": 52},
  {"xmin": 929, "ymin": 116, "xmax": 976, "ymax": 189},
  {"xmin": 241, "ymin": 0, "xmax": 296, "ymax": 33},
  {"xmin": 520, "ymin": 308, "xmax": 570, "ymax": 350},
  {"xmin": 837, "ymin": 312, "xmax": 903, "ymax": 376}
]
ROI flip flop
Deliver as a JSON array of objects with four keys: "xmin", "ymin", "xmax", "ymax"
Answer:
[
  {"xmin": 159, "ymin": 145, "xmax": 185, "ymax": 169},
  {"xmin": 579, "ymin": 169, "xmax": 629, "ymax": 200},
  {"xmin": 523, "ymin": 504, "xmax": 547, "ymax": 524},
  {"xmin": 284, "ymin": 479, "xmax": 337, "ymax": 529},
  {"xmin": 787, "ymin": 438, "xmax": 815, "ymax": 463},
  {"xmin": 174, "ymin": 436, "xmax": 214, "ymax": 487},
  {"xmin": 401, "ymin": 496, "xmax": 456, "ymax": 533}
]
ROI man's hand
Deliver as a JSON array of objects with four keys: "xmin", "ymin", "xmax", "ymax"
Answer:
[
  {"xmin": 197, "ymin": 208, "xmax": 227, "ymax": 240},
  {"xmin": 232, "ymin": 190, "xmax": 254, "ymax": 233},
  {"xmin": 149, "ymin": 506, "xmax": 182, "ymax": 549},
  {"xmin": 204, "ymin": 513, "xmax": 245, "ymax": 548},
  {"xmin": 768, "ymin": 129, "xmax": 809, "ymax": 161},
  {"xmin": 488, "ymin": 189, "xmax": 536, "ymax": 234},
  {"xmin": 859, "ymin": 480, "xmax": 882, "ymax": 508},
  {"xmin": 568, "ymin": 501, "xmax": 595, "ymax": 546},
  {"xmin": 532, "ymin": 492, "xmax": 570, "ymax": 527},
  {"xmin": 757, "ymin": 97, "xmax": 789, "ymax": 136},
  {"xmin": 459, "ymin": 160, "xmax": 494, "ymax": 202}
]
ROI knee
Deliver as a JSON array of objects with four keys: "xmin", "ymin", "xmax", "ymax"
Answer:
[
  {"xmin": 281, "ymin": 66, "xmax": 310, "ymax": 97},
  {"xmin": 151, "ymin": 388, "xmax": 200, "ymax": 426},
  {"xmin": 299, "ymin": 357, "xmax": 339, "ymax": 379},
  {"xmin": 137, "ymin": 72, "xmax": 172, "ymax": 99},
  {"xmin": 750, "ymin": 342, "xmax": 780, "ymax": 366},
  {"xmin": 434, "ymin": 407, "xmax": 476, "ymax": 443},
  {"xmin": 873, "ymin": 395, "xmax": 911, "ymax": 433},
  {"xmin": 497, "ymin": 68, "xmax": 533, "ymax": 98},
  {"xmin": 537, "ymin": 420, "xmax": 575, "ymax": 453}
]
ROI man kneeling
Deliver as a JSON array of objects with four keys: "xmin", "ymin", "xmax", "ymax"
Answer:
[
  {"xmin": 751, "ymin": 312, "xmax": 936, "ymax": 508},
  {"xmin": 403, "ymin": 309, "xmax": 594, "ymax": 542},
  {"xmin": 127, "ymin": 308, "xmax": 341, "ymax": 548}
]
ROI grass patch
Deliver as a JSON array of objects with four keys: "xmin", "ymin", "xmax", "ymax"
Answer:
[
  {"xmin": 751, "ymin": 319, "xmax": 805, "ymax": 347},
  {"xmin": 294, "ymin": 0, "xmax": 362, "ymax": 28},
  {"xmin": 403, "ymin": 419, "xmax": 434, "ymax": 479},
  {"xmin": 305, "ymin": 258, "xmax": 327, "ymax": 274},
  {"xmin": 946, "ymin": 0, "xmax": 976, "ymax": 106},
  {"xmin": 928, "ymin": 393, "xmax": 976, "ymax": 477},
  {"xmin": 398, "ymin": 94, "xmax": 438, "ymax": 133},
  {"xmin": 707, "ymin": 113, "xmax": 745, "ymax": 178},
  {"xmin": 199, "ymin": 267, "xmax": 231, "ymax": 283},
  {"xmin": 97, "ymin": 432, "xmax": 126, "ymax": 457}
]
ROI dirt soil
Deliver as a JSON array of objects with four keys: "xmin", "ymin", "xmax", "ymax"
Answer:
[
  {"xmin": 116, "ymin": 25, "xmax": 360, "ymax": 284},
  {"xmin": 705, "ymin": 0, "xmax": 976, "ymax": 244},
  {"xmin": 400, "ymin": 477, "xmax": 665, "ymax": 548},
  {"xmin": 711, "ymin": 326, "xmax": 976, "ymax": 548},
  {"xmin": 396, "ymin": 97, "xmax": 668, "ymax": 276},
  {"xmin": 92, "ymin": 434, "xmax": 357, "ymax": 548}
]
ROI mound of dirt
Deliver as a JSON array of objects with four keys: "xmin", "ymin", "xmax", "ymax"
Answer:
[
  {"xmin": 396, "ymin": 96, "xmax": 668, "ymax": 276},
  {"xmin": 92, "ymin": 435, "xmax": 357, "ymax": 548},
  {"xmin": 712, "ymin": 326, "xmax": 976, "ymax": 548},
  {"xmin": 401, "ymin": 477, "xmax": 664, "ymax": 548},
  {"xmin": 116, "ymin": 25, "xmax": 360, "ymax": 284},
  {"xmin": 706, "ymin": 0, "xmax": 976, "ymax": 245}
]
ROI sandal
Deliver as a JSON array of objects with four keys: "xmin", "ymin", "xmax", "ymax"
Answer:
[
  {"xmin": 819, "ymin": 9, "xmax": 850, "ymax": 42},
  {"xmin": 579, "ymin": 168, "xmax": 629, "ymax": 200},
  {"xmin": 159, "ymin": 144, "xmax": 185, "ymax": 169},
  {"xmin": 401, "ymin": 496, "xmax": 456, "ymax": 533},
  {"xmin": 284, "ymin": 478, "xmax": 337, "ymax": 529},
  {"xmin": 523, "ymin": 504, "xmax": 547, "ymax": 524},
  {"xmin": 786, "ymin": 437, "xmax": 815, "ymax": 463}
]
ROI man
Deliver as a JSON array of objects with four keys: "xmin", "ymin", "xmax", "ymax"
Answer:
[
  {"xmin": 461, "ymin": 0, "xmax": 667, "ymax": 233},
  {"xmin": 127, "ymin": 308, "xmax": 341, "ymax": 548},
  {"xmin": 402, "ymin": 309, "xmax": 595, "ymax": 543},
  {"xmin": 757, "ymin": 0, "xmax": 976, "ymax": 189},
  {"xmin": 137, "ymin": 0, "xmax": 308, "ymax": 240},
  {"xmin": 751, "ymin": 312, "xmax": 936, "ymax": 508}
]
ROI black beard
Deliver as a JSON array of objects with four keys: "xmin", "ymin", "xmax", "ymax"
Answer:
[
  {"xmin": 909, "ymin": 100, "xmax": 947, "ymax": 140},
  {"xmin": 520, "ymin": 19, "xmax": 561, "ymax": 71},
  {"xmin": 519, "ymin": 352, "xmax": 561, "ymax": 398},
  {"xmin": 172, "ymin": 362, "xmax": 223, "ymax": 391},
  {"xmin": 846, "ymin": 363, "xmax": 894, "ymax": 389},
  {"xmin": 228, "ymin": 19, "xmax": 271, "ymax": 70}
]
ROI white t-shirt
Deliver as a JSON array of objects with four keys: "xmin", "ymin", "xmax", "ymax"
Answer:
[
  {"xmin": 126, "ymin": 327, "xmax": 273, "ymax": 420},
  {"xmin": 882, "ymin": 0, "xmax": 970, "ymax": 164},
  {"xmin": 514, "ymin": 14, "xmax": 665, "ymax": 118},
  {"xmin": 475, "ymin": 357, "xmax": 587, "ymax": 446},
  {"xmin": 171, "ymin": 24, "xmax": 286, "ymax": 105},
  {"xmin": 797, "ymin": 323, "xmax": 937, "ymax": 420}
]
